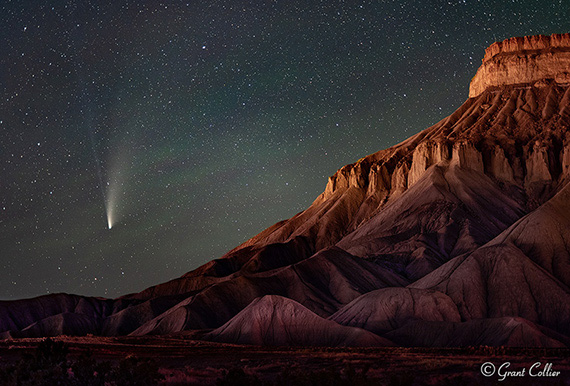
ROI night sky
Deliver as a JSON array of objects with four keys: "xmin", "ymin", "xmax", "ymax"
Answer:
[{"xmin": 2, "ymin": 1, "xmax": 569, "ymax": 300}]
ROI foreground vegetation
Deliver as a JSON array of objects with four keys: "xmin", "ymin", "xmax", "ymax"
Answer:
[
  {"xmin": 0, "ymin": 338, "xmax": 163, "ymax": 385},
  {"xmin": 0, "ymin": 338, "xmax": 568, "ymax": 385}
]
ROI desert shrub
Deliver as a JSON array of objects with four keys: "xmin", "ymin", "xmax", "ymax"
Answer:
[
  {"xmin": 109, "ymin": 355, "xmax": 164, "ymax": 386},
  {"xmin": 216, "ymin": 368, "xmax": 262, "ymax": 386},
  {"xmin": 0, "ymin": 339, "xmax": 164, "ymax": 386},
  {"xmin": 0, "ymin": 338, "xmax": 72, "ymax": 386},
  {"xmin": 386, "ymin": 373, "xmax": 417, "ymax": 386},
  {"xmin": 466, "ymin": 345, "xmax": 506, "ymax": 356},
  {"xmin": 274, "ymin": 364, "xmax": 373, "ymax": 386},
  {"xmin": 439, "ymin": 374, "xmax": 479, "ymax": 386},
  {"xmin": 71, "ymin": 350, "xmax": 112, "ymax": 386},
  {"xmin": 35, "ymin": 338, "xmax": 69, "ymax": 367}
]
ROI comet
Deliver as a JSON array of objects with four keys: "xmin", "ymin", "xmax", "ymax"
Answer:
[
  {"xmin": 104, "ymin": 145, "xmax": 128, "ymax": 231},
  {"xmin": 105, "ymin": 176, "xmax": 120, "ymax": 230},
  {"xmin": 88, "ymin": 127, "xmax": 129, "ymax": 230}
]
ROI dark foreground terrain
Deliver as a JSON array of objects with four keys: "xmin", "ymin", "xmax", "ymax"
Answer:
[{"xmin": 0, "ymin": 336, "xmax": 569, "ymax": 385}]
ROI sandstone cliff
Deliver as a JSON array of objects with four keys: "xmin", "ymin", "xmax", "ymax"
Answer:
[{"xmin": 469, "ymin": 33, "xmax": 570, "ymax": 98}]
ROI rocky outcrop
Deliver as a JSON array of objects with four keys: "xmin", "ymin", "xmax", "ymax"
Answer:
[
  {"xmin": 385, "ymin": 317, "xmax": 568, "ymax": 347},
  {"xmin": 330, "ymin": 288, "xmax": 460, "ymax": 335},
  {"xmin": 205, "ymin": 295, "xmax": 391, "ymax": 347},
  {"xmin": 407, "ymin": 141, "xmax": 450, "ymax": 187},
  {"xmin": 13, "ymin": 313, "xmax": 99, "ymax": 338},
  {"xmin": 470, "ymin": 33, "xmax": 570, "ymax": 98},
  {"xmin": 411, "ymin": 238, "xmax": 570, "ymax": 337},
  {"xmin": 336, "ymin": 164, "xmax": 525, "ymax": 280},
  {"xmin": 0, "ymin": 294, "xmax": 128, "ymax": 334},
  {"xmin": 302, "ymin": 84, "xmax": 570, "ymax": 253},
  {"xmin": 525, "ymin": 141, "xmax": 552, "ymax": 184},
  {"xmin": 129, "ymin": 247, "xmax": 408, "ymax": 335},
  {"xmin": 486, "ymin": 145, "xmax": 515, "ymax": 182},
  {"xmin": 489, "ymin": 183, "xmax": 570, "ymax": 288},
  {"xmin": 450, "ymin": 141, "xmax": 484, "ymax": 171}
]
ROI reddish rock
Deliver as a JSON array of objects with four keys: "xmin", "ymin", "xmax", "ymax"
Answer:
[
  {"xmin": 205, "ymin": 295, "xmax": 392, "ymax": 347},
  {"xmin": 385, "ymin": 317, "xmax": 568, "ymax": 347},
  {"xmin": 330, "ymin": 288, "xmax": 460, "ymax": 335},
  {"xmin": 470, "ymin": 33, "xmax": 570, "ymax": 97}
]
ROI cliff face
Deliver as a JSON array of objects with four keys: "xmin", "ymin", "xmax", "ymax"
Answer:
[
  {"xmin": 469, "ymin": 33, "xmax": 570, "ymax": 97},
  {"xmin": 318, "ymin": 33, "xmax": 570, "ymax": 207},
  {"xmin": 3, "ymin": 34, "xmax": 570, "ymax": 348},
  {"xmin": 318, "ymin": 83, "xmax": 570, "ymax": 217}
]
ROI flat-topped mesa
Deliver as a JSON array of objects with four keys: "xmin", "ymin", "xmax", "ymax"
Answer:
[{"xmin": 469, "ymin": 33, "xmax": 570, "ymax": 98}]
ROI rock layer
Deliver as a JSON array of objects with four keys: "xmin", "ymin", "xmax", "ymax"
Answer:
[{"xmin": 469, "ymin": 33, "xmax": 570, "ymax": 97}]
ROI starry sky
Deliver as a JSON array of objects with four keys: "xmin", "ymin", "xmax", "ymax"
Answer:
[{"xmin": 1, "ymin": 1, "xmax": 569, "ymax": 300}]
